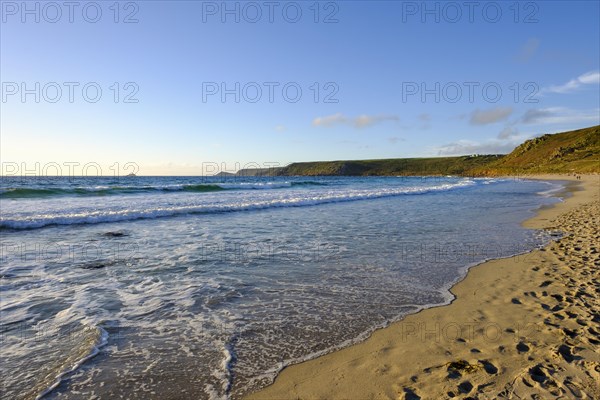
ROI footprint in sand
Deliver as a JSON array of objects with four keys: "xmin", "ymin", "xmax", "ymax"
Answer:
[
  {"xmin": 554, "ymin": 312, "xmax": 566, "ymax": 320},
  {"xmin": 576, "ymin": 318, "xmax": 588, "ymax": 327},
  {"xmin": 401, "ymin": 387, "xmax": 421, "ymax": 400},
  {"xmin": 557, "ymin": 344, "xmax": 581, "ymax": 363},
  {"xmin": 563, "ymin": 378, "xmax": 584, "ymax": 398},
  {"xmin": 562, "ymin": 327, "xmax": 578, "ymax": 338},
  {"xmin": 527, "ymin": 363, "xmax": 567, "ymax": 396},
  {"xmin": 516, "ymin": 341, "xmax": 530, "ymax": 353},
  {"xmin": 566, "ymin": 311, "xmax": 578, "ymax": 319},
  {"xmin": 457, "ymin": 381, "xmax": 473, "ymax": 394},
  {"xmin": 528, "ymin": 364, "xmax": 548, "ymax": 384},
  {"xmin": 587, "ymin": 328, "xmax": 600, "ymax": 345},
  {"xmin": 479, "ymin": 360, "xmax": 499, "ymax": 374}
]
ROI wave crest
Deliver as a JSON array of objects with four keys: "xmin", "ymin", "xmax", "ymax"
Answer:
[{"xmin": 0, "ymin": 181, "xmax": 475, "ymax": 230}]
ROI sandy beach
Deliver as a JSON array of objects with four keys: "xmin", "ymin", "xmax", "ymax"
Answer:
[{"xmin": 247, "ymin": 174, "xmax": 600, "ymax": 400}]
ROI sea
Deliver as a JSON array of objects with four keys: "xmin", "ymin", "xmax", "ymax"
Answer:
[{"xmin": 0, "ymin": 175, "xmax": 565, "ymax": 399}]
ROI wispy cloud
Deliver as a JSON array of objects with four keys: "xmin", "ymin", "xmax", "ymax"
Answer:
[
  {"xmin": 521, "ymin": 107, "xmax": 600, "ymax": 125},
  {"xmin": 434, "ymin": 140, "xmax": 519, "ymax": 156},
  {"xmin": 516, "ymin": 38, "xmax": 540, "ymax": 63},
  {"xmin": 543, "ymin": 71, "xmax": 600, "ymax": 94},
  {"xmin": 387, "ymin": 136, "xmax": 404, "ymax": 144},
  {"xmin": 274, "ymin": 125, "xmax": 286, "ymax": 132},
  {"xmin": 312, "ymin": 113, "xmax": 399, "ymax": 128},
  {"xmin": 497, "ymin": 126, "xmax": 519, "ymax": 140},
  {"xmin": 355, "ymin": 115, "xmax": 399, "ymax": 128},
  {"xmin": 312, "ymin": 113, "xmax": 346, "ymax": 127},
  {"xmin": 416, "ymin": 113, "xmax": 432, "ymax": 130},
  {"xmin": 435, "ymin": 124, "xmax": 533, "ymax": 155},
  {"xmin": 418, "ymin": 113, "xmax": 431, "ymax": 122},
  {"xmin": 470, "ymin": 107, "xmax": 513, "ymax": 125}
]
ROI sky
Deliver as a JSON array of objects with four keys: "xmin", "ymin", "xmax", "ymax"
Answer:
[{"xmin": 1, "ymin": 0, "xmax": 599, "ymax": 176}]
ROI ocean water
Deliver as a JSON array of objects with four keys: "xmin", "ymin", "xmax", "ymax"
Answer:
[{"xmin": 0, "ymin": 176, "xmax": 563, "ymax": 399}]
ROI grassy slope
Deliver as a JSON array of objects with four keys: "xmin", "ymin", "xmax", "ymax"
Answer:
[
  {"xmin": 235, "ymin": 126, "xmax": 599, "ymax": 177},
  {"xmin": 280, "ymin": 155, "xmax": 503, "ymax": 176},
  {"xmin": 472, "ymin": 125, "xmax": 599, "ymax": 175}
]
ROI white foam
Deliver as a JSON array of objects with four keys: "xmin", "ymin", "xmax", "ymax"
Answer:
[
  {"xmin": 536, "ymin": 182, "xmax": 565, "ymax": 198},
  {"xmin": 35, "ymin": 325, "xmax": 109, "ymax": 400},
  {"xmin": 216, "ymin": 182, "xmax": 292, "ymax": 189},
  {"xmin": 0, "ymin": 181, "xmax": 476, "ymax": 229}
]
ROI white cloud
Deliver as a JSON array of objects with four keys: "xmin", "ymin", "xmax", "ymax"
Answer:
[
  {"xmin": 434, "ymin": 125, "xmax": 533, "ymax": 155},
  {"xmin": 521, "ymin": 107, "xmax": 600, "ymax": 125},
  {"xmin": 312, "ymin": 113, "xmax": 346, "ymax": 127},
  {"xmin": 434, "ymin": 105, "xmax": 598, "ymax": 157},
  {"xmin": 544, "ymin": 71, "xmax": 600, "ymax": 94},
  {"xmin": 434, "ymin": 139, "xmax": 520, "ymax": 156},
  {"xmin": 579, "ymin": 71, "xmax": 600, "ymax": 84},
  {"xmin": 470, "ymin": 107, "xmax": 513, "ymax": 125},
  {"xmin": 274, "ymin": 125, "xmax": 286, "ymax": 132},
  {"xmin": 312, "ymin": 113, "xmax": 399, "ymax": 128}
]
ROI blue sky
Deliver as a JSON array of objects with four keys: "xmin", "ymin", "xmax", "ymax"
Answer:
[{"xmin": 1, "ymin": 0, "xmax": 599, "ymax": 175}]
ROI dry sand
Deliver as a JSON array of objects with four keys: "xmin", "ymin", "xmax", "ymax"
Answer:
[{"xmin": 247, "ymin": 174, "xmax": 599, "ymax": 400}]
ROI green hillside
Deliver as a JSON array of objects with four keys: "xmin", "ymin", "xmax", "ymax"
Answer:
[
  {"xmin": 278, "ymin": 155, "xmax": 502, "ymax": 176},
  {"xmin": 472, "ymin": 125, "xmax": 599, "ymax": 175},
  {"xmin": 235, "ymin": 125, "xmax": 599, "ymax": 177}
]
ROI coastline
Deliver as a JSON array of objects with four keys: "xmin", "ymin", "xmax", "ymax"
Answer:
[{"xmin": 247, "ymin": 174, "xmax": 600, "ymax": 400}]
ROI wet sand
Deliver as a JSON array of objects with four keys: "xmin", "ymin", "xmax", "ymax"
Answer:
[{"xmin": 247, "ymin": 174, "xmax": 600, "ymax": 400}]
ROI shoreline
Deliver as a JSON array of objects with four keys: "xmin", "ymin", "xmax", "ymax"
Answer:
[{"xmin": 247, "ymin": 174, "xmax": 599, "ymax": 400}]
